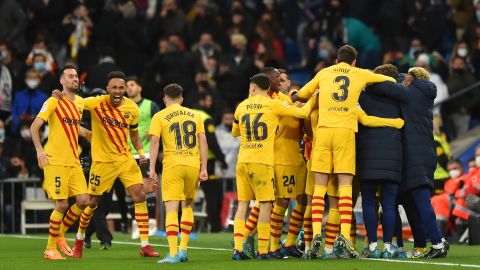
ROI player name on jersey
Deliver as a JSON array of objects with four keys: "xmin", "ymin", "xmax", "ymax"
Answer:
[{"xmin": 164, "ymin": 110, "xmax": 195, "ymax": 122}]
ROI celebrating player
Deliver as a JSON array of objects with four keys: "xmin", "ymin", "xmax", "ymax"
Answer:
[
  {"xmin": 149, "ymin": 83, "xmax": 208, "ymax": 263},
  {"xmin": 30, "ymin": 65, "xmax": 90, "ymax": 260},
  {"xmin": 295, "ymin": 45, "xmax": 396, "ymax": 258},
  {"xmin": 231, "ymin": 73, "xmax": 316, "ymax": 260}
]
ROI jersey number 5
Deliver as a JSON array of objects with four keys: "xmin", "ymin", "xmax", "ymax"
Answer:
[
  {"xmin": 241, "ymin": 113, "xmax": 267, "ymax": 141},
  {"xmin": 170, "ymin": 121, "xmax": 197, "ymax": 149},
  {"xmin": 332, "ymin": 76, "xmax": 350, "ymax": 102}
]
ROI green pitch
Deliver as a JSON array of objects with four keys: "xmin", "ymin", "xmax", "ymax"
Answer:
[{"xmin": 0, "ymin": 233, "xmax": 479, "ymax": 270}]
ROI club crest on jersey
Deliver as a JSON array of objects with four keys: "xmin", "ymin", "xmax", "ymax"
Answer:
[{"xmin": 124, "ymin": 112, "xmax": 130, "ymax": 119}]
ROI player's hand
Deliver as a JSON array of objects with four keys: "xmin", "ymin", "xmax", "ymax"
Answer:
[
  {"xmin": 199, "ymin": 169, "xmax": 208, "ymax": 182},
  {"xmin": 51, "ymin": 89, "xmax": 63, "ymax": 100},
  {"xmin": 139, "ymin": 155, "xmax": 147, "ymax": 165},
  {"xmin": 393, "ymin": 118, "xmax": 405, "ymax": 129},
  {"xmin": 37, "ymin": 150, "xmax": 52, "ymax": 169},
  {"xmin": 149, "ymin": 171, "xmax": 159, "ymax": 188}
]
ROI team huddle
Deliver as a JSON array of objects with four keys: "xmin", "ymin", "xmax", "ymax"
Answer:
[{"xmin": 32, "ymin": 44, "xmax": 448, "ymax": 263}]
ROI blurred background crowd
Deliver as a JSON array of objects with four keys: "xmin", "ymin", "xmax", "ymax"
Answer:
[{"xmin": 1, "ymin": 0, "xmax": 480, "ymax": 235}]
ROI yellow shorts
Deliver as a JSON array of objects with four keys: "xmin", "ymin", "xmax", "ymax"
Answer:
[
  {"xmin": 327, "ymin": 175, "xmax": 339, "ymax": 197},
  {"xmin": 305, "ymin": 160, "xmax": 314, "ymax": 196},
  {"xmin": 311, "ymin": 127, "xmax": 355, "ymax": 175},
  {"xmin": 43, "ymin": 164, "xmax": 87, "ymax": 200},
  {"xmin": 236, "ymin": 163, "xmax": 275, "ymax": 202},
  {"xmin": 161, "ymin": 165, "xmax": 199, "ymax": 201},
  {"xmin": 88, "ymin": 158, "xmax": 142, "ymax": 195},
  {"xmin": 274, "ymin": 164, "xmax": 307, "ymax": 198}
]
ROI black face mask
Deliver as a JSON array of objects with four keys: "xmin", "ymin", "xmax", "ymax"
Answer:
[
  {"xmin": 452, "ymin": 68, "xmax": 465, "ymax": 76},
  {"xmin": 233, "ymin": 47, "xmax": 242, "ymax": 54},
  {"xmin": 225, "ymin": 124, "xmax": 232, "ymax": 131},
  {"xmin": 9, "ymin": 165, "xmax": 22, "ymax": 175}
]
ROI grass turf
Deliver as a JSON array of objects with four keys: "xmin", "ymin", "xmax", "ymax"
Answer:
[{"xmin": 0, "ymin": 233, "xmax": 479, "ymax": 270}]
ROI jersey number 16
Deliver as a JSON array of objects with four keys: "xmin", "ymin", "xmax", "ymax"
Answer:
[{"xmin": 241, "ymin": 113, "xmax": 267, "ymax": 142}]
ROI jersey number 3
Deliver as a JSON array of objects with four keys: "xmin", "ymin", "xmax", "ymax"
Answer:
[
  {"xmin": 170, "ymin": 121, "xmax": 197, "ymax": 149},
  {"xmin": 241, "ymin": 113, "xmax": 267, "ymax": 142},
  {"xmin": 332, "ymin": 76, "xmax": 350, "ymax": 102}
]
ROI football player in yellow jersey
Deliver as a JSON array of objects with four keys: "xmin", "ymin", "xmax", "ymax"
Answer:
[
  {"xmin": 55, "ymin": 71, "xmax": 159, "ymax": 258},
  {"xmin": 231, "ymin": 74, "xmax": 317, "ymax": 260},
  {"xmin": 30, "ymin": 65, "xmax": 91, "ymax": 260},
  {"xmin": 149, "ymin": 84, "xmax": 208, "ymax": 264},
  {"xmin": 295, "ymin": 45, "xmax": 397, "ymax": 258}
]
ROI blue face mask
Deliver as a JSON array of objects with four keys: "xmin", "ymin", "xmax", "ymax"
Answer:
[
  {"xmin": 34, "ymin": 62, "xmax": 46, "ymax": 71},
  {"xmin": 476, "ymin": 10, "xmax": 480, "ymax": 21},
  {"xmin": 0, "ymin": 128, "xmax": 5, "ymax": 143},
  {"xmin": 0, "ymin": 50, "xmax": 7, "ymax": 60},
  {"xmin": 318, "ymin": 49, "xmax": 329, "ymax": 59}
]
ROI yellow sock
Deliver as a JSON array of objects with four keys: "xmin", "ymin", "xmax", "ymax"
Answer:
[
  {"xmin": 416, "ymin": 247, "xmax": 426, "ymax": 253},
  {"xmin": 284, "ymin": 204, "xmax": 305, "ymax": 247},
  {"xmin": 233, "ymin": 220, "xmax": 245, "ymax": 251},
  {"xmin": 325, "ymin": 208, "xmax": 340, "ymax": 249},
  {"xmin": 257, "ymin": 222, "xmax": 270, "ymax": 255},
  {"xmin": 179, "ymin": 207, "xmax": 194, "ymax": 251},
  {"xmin": 312, "ymin": 185, "xmax": 327, "ymax": 236},
  {"xmin": 269, "ymin": 205, "xmax": 286, "ymax": 251},
  {"xmin": 338, "ymin": 185, "xmax": 353, "ymax": 240},
  {"xmin": 60, "ymin": 204, "xmax": 82, "ymax": 235},
  {"xmin": 303, "ymin": 205, "xmax": 312, "ymax": 248},
  {"xmin": 135, "ymin": 202, "xmax": 149, "ymax": 244},
  {"xmin": 77, "ymin": 206, "xmax": 95, "ymax": 239},
  {"xmin": 166, "ymin": 211, "xmax": 179, "ymax": 257},
  {"xmin": 244, "ymin": 203, "xmax": 259, "ymax": 239},
  {"xmin": 47, "ymin": 210, "xmax": 64, "ymax": 250}
]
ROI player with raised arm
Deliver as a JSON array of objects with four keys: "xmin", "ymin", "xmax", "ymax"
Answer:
[
  {"xmin": 295, "ymin": 45, "xmax": 396, "ymax": 258},
  {"xmin": 30, "ymin": 65, "xmax": 90, "ymax": 260},
  {"xmin": 149, "ymin": 84, "xmax": 208, "ymax": 264},
  {"xmin": 60, "ymin": 71, "xmax": 159, "ymax": 258},
  {"xmin": 231, "ymin": 74, "xmax": 317, "ymax": 260}
]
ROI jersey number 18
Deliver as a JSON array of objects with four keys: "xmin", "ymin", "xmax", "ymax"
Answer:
[{"xmin": 169, "ymin": 121, "xmax": 197, "ymax": 149}]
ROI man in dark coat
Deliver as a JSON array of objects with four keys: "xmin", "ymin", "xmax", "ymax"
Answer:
[
  {"xmin": 357, "ymin": 64, "xmax": 403, "ymax": 258},
  {"xmin": 366, "ymin": 67, "xmax": 448, "ymax": 258}
]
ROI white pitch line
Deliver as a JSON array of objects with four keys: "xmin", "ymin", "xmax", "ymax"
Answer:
[
  {"xmin": 0, "ymin": 234, "xmax": 231, "ymax": 251},
  {"xmin": 363, "ymin": 258, "xmax": 480, "ymax": 268},
  {"xmin": 2, "ymin": 234, "xmax": 480, "ymax": 268}
]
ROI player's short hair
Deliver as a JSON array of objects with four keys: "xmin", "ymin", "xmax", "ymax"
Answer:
[
  {"xmin": 250, "ymin": 73, "xmax": 270, "ymax": 90},
  {"xmin": 164, "ymin": 83, "xmax": 183, "ymax": 99},
  {"xmin": 107, "ymin": 71, "xmax": 127, "ymax": 83},
  {"xmin": 408, "ymin": 67, "xmax": 430, "ymax": 80},
  {"xmin": 60, "ymin": 65, "xmax": 78, "ymax": 77},
  {"xmin": 337, "ymin": 45, "xmax": 357, "ymax": 64},
  {"xmin": 373, "ymin": 64, "xmax": 398, "ymax": 79},
  {"xmin": 126, "ymin": 75, "xmax": 142, "ymax": 86},
  {"xmin": 278, "ymin": 68, "xmax": 288, "ymax": 75},
  {"xmin": 260, "ymin": 67, "xmax": 278, "ymax": 75}
]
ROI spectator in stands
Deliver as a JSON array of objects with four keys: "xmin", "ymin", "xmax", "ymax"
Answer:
[
  {"xmin": 377, "ymin": 0, "xmax": 414, "ymax": 53},
  {"xmin": 25, "ymin": 38, "xmax": 57, "ymax": 74},
  {"xmin": 0, "ymin": 42, "xmax": 24, "ymax": 92},
  {"xmin": 188, "ymin": 1, "xmax": 223, "ymax": 44},
  {"xmin": 415, "ymin": 54, "xmax": 448, "ymax": 108},
  {"xmin": 11, "ymin": 68, "xmax": 48, "ymax": 135},
  {"xmin": 445, "ymin": 56, "xmax": 477, "ymax": 139},
  {"xmin": 85, "ymin": 46, "xmax": 121, "ymax": 90},
  {"xmin": 226, "ymin": 0, "xmax": 255, "ymax": 39},
  {"xmin": 215, "ymin": 109, "xmax": 240, "ymax": 191},
  {"xmin": 155, "ymin": 0, "xmax": 188, "ymax": 40},
  {"xmin": 191, "ymin": 32, "xmax": 222, "ymax": 71},
  {"xmin": 468, "ymin": 157, "xmax": 477, "ymax": 172},
  {"xmin": 59, "ymin": 2, "xmax": 92, "ymax": 64},
  {"xmin": 0, "ymin": 0, "xmax": 28, "ymax": 54},
  {"xmin": 0, "ymin": 61, "xmax": 13, "ymax": 120},
  {"xmin": 342, "ymin": 17, "xmax": 382, "ymax": 69},
  {"xmin": 0, "ymin": 119, "xmax": 7, "ymax": 179},
  {"xmin": 31, "ymin": 53, "xmax": 56, "ymax": 94}
]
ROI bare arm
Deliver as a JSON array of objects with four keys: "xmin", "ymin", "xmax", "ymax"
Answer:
[
  {"xmin": 149, "ymin": 135, "xmax": 160, "ymax": 186},
  {"xmin": 277, "ymin": 92, "xmax": 318, "ymax": 119},
  {"xmin": 79, "ymin": 127, "xmax": 92, "ymax": 142},
  {"xmin": 198, "ymin": 132, "xmax": 208, "ymax": 182},
  {"xmin": 30, "ymin": 118, "xmax": 50, "ymax": 169},
  {"xmin": 129, "ymin": 129, "xmax": 146, "ymax": 164}
]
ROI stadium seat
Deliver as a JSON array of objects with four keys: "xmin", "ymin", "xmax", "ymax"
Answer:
[
  {"xmin": 20, "ymin": 200, "xmax": 56, "ymax": 235},
  {"xmin": 193, "ymin": 189, "xmax": 208, "ymax": 232}
]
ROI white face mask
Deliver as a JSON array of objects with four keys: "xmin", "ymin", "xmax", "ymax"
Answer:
[
  {"xmin": 449, "ymin": 169, "xmax": 461, "ymax": 179},
  {"xmin": 20, "ymin": 129, "xmax": 31, "ymax": 140},
  {"xmin": 25, "ymin": 78, "xmax": 40, "ymax": 89},
  {"xmin": 476, "ymin": 156, "xmax": 480, "ymax": 167},
  {"xmin": 457, "ymin": 48, "xmax": 468, "ymax": 58}
]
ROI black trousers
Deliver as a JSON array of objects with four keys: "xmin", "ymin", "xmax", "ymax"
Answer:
[{"xmin": 200, "ymin": 160, "xmax": 223, "ymax": 232}]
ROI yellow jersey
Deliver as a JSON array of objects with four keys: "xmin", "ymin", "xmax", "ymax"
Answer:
[
  {"xmin": 84, "ymin": 95, "xmax": 139, "ymax": 162},
  {"xmin": 269, "ymin": 92, "xmax": 304, "ymax": 166},
  {"xmin": 297, "ymin": 62, "xmax": 395, "ymax": 132},
  {"xmin": 233, "ymin": 94, "xmax": 315, "ymax": 166},
  {"xmin": 149, "ymin": 104, "xmax": 205, "ymax": 170},
  {"xmin": 36, "ymin": 95, "xmax": 84, "ymax": 166}
]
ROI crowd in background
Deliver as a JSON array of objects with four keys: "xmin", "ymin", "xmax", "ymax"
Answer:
[{"xmin": 1, "ymin": 0, "xmax": 480, "ymax": 233}]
